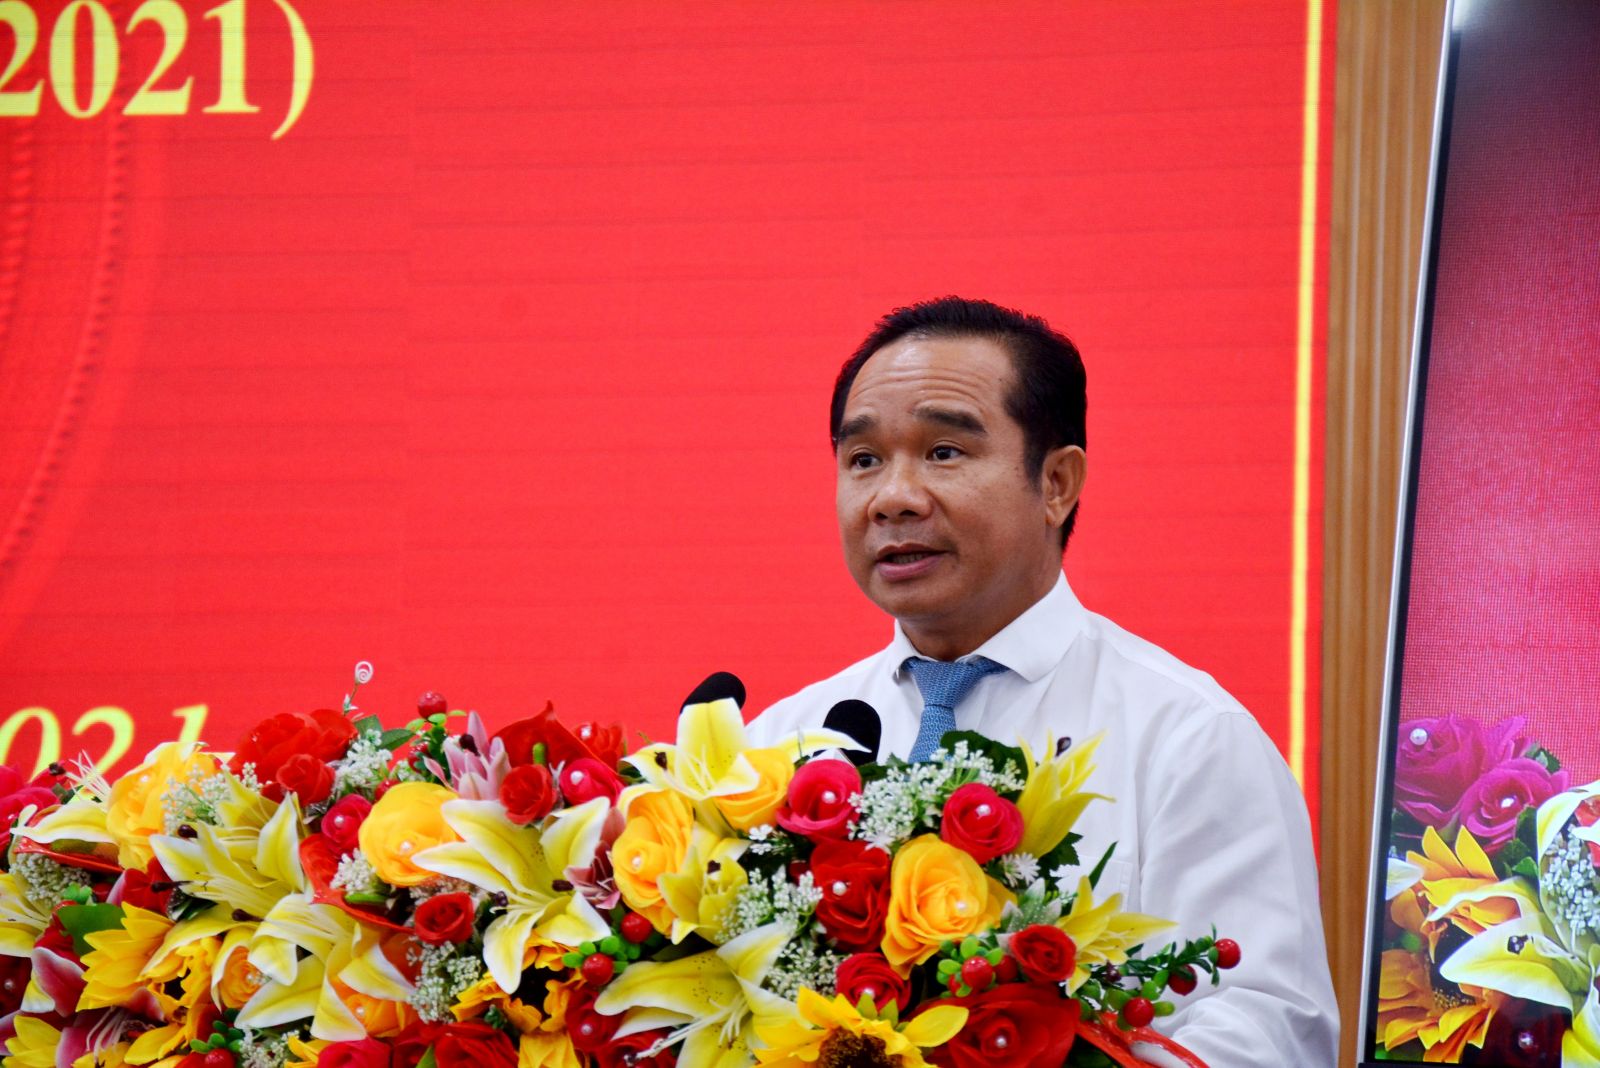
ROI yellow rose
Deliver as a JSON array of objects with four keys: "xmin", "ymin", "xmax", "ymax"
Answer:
[
  {"xmin": 611, "ymin": 788, "xmax": 695, "ymax": 933},
  {"xmin": 358, "ymin": 782, "xmax": 461, "ymax": 886},
  {"xmin": 881, "ymin": 834, "xmax": 1008, "ymax": 971},
  {"xmin": 713, "ymin": 748, "xmax": 794, "ymax": 831},
  {"xmin": 106, "ymin": 743, "xmax": 221, "ymax": 870}
]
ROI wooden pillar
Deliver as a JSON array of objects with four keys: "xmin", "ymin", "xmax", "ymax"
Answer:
[{"xmin": 1322, "ymin": 1, "xmax": 1447, "ymax": 1062}]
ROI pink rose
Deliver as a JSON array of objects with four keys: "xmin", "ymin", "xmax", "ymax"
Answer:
[
  {"xmin": 776, "ymin": 759, "xmax": 861, "ymax": 839},
  {"xmin": 940, "ymin": 783, "xmax": 1023, "ymax": 864},
  {"xmin": 1395, "ymin": 715, "xmax": 1526, "ymax": 827},
  {"xmin": 1459, "ymin": 758, "xmax": 1568, "ymax": 852}
]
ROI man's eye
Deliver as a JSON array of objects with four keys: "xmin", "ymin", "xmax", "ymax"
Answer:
[
  {"xmin": 930, "ymin": 445, "xmax": 963, "ymax": 461},
  {"xmin": 849, "ymin": 453, "xmax": 880, "ymax": 470}
]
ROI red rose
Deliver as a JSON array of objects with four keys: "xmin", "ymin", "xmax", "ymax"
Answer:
[
  {"xmin": 559, "ymin": 758, "xmax": 623, "ymax": 806},
  {"xmin": 1008, "ymin": 924, "xmax": 1077, "ymax": 983},
  {"xmin": 432, "ymin": 1022, "xmax": 517, "ymax": 1068},
  {"xmin": 835, "ymin": 952, "xmax": 912, "ymax": 1013},
  {"xmin": 500, "ymin": 764, "xmax": 558, "ymax": 823},
  {"xmin": 414, "ymin": 892, "xmax": 477, "ymax": 945},
  {"xmin": 321, "ymin": 794, "xmax": 372, "ymax": 855},
  {"xmin": 0, "ymin": 765, "xmax": 58, "ymax": 852},
  {"xmin": 594, "ymin": 1029, "xmax": 677, "ymax": 1068},
  {"xmin": 776, "ymin": 759, "xmax": 860, "ymax": 839},
  {"xmin": 318, "ymin": 1038, "xmax": 390, "ymax": 1068},
  {"xmin": 809, "ymin": 840, "xmax": 892, "ymax": 951},
  {"xmin": 277, "ymin": 753, "xmax": 336, "ymax": 805},
  {"xmin": 925, "ymin": 983, "xmax": 1078, "ymax": 1068},
  {"xmin": 940, "ymin": 783, "xmax": 1023, "ymax": 864},
  {"xmin": 230, "ymin": 708, "xmax": 357, "ymax": 783},
  {"xmin": 567, "ymin": 983, "xmax": 621, "ymax": 1053},
  {"xmin": 574, "ymin": 722, "xmax": 626, "ymax": 765},
  {"xmin": 391, "ymin": 1022, "xmax": 443, "ymax": 1068}
]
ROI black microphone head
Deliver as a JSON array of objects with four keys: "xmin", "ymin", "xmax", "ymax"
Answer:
[
  {"xmin": 682, "ymin": 671, "xmax": 746, "ymax": 711},
  {"xmin": 822, "ymin": 699, "xmax": 881, "ymax": 767}
]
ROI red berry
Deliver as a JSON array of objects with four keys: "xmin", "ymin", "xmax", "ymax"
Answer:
[
  {"xmin": 947, "ymin": 974, "xmax": 964, "ymax": 994},
  {"xmin": 1215, "ymin": 939, "xmax": 1241, "ymax": 969},
  {"xmin": 996, "ymin": 955, "xmax": 1021, "ymax": 982},
  {"xmin": 960, "ymin": 957, "xmax": 995, "ymax": 991},
  {"xmin": 1122, "ymin": 997, "xmax": 1155, "ymax": 1028},
  {"xmin": 620, "ymin": 912, "xmax": 653, "ymax": 943},
  {"xmin": 1168, "ymin": 967, "xmax": 1197, "ymax": 996},
  {"xmin": 202, "ymin": 1050, "xmax": 233, "ymax": 1068},
  {"xmin": 580, "ymin": 953, "xmax": 615, "ymax": 985},
  {"xmin": 374, "ymin": 778, "xmax": 401, "ymax": 799},
  {"xmin": 417, "ymin": 692, "xmax": 448, "ymax": 716}
]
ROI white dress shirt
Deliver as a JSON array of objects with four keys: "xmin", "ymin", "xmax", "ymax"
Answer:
[{"xmin": 748, "ymin": 575, "xmax": 1339, "ymax": 1067}]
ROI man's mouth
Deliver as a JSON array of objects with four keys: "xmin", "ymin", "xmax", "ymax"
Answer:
[{"xmin": 882, "ymin": 551, "xmax": 940, "ymax": 565}]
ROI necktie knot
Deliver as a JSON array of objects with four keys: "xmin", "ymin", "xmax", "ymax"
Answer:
[{"xmin": 903, "ymin": 656, "xmax": 1006, "ymax": 761}]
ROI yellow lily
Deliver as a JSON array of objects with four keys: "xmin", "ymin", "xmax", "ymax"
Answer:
[
  {"xmin": 626, "ymin": 699, "xmax": 859, "ymax": 833},
  {"xmin": 235, "ymin": 895, "xmax": 415, "ymax": 1040},
  {"xmin": 0, "ymin": 872, "xmax": 54, "ymax": 957},
  {"xmin": 1016, "ymin": 734, "xmax": 1110, "ymax": 858},
  {"xmin": 658, "ymin": 833, "xmax": 749, "ymax": 945},
  {"xmin": 594, "ymin": 920, "xmax": 793, "ymax": 1067},
  {"xmin": 1439, "ymin": 913, "xmax": 1588, "ymax": 1010},
  {"xmin": 1566, "ymin": 983, "xmax": 1600, "ymax": 1068},
  {"xmin": 1056, "ymin": 876, "xmax": 1172, "ymax": 992},
  {"xmin": 414, "ymin": 799, "xmax": 610, "ymax": 992},
  {"xmin": 753, "ymin": 987, "xmax": 967, "ymax": 1067}
]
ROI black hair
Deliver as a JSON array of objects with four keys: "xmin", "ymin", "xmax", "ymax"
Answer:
[{"xmin": 829, "ymin": 296, "xmax": 1087, "ymax": 549}]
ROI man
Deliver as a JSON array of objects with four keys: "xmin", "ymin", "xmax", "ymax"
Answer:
[{"xmin": 748, "ymin": 296, "xmax": 1339, "ymax": 1066}]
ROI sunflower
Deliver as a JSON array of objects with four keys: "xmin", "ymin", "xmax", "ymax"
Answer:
[
  {"xmin": 1376, "ymin": 949, "xmax": 1501, "ymax": 1062},
  {"xmin": 753, "ymin": 988, "xmax": 966, "ymax": 1068}
]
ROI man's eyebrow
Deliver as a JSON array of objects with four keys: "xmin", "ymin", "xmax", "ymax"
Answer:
[
  {"xmin": 915, "ymin": 406, "xmax": 988, "ymax": 436},
  {"xmin": 836, "ymin": 414, "xmax": 877, "ymax": 442}
]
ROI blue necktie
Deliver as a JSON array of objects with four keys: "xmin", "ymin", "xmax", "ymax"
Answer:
[{"xmin": 903, "ymin": 656, "xmax": 1007, "ymax": 762}]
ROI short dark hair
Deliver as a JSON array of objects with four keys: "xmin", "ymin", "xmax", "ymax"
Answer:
[{"xmin": 829, "ymin": 296, "xmax": 1087, "ymax": 549}]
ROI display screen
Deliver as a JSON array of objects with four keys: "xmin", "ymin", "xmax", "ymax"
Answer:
[
  {"xmin": 0, "ymin": 2, "xmax": 1331, "ymax": 828},
  {"xmin": 1361, "ymin": 0, "xmax": 1600, "ymax": 1063}
]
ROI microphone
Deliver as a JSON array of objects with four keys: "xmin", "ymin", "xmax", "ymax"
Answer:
[
  {"xmin": 682, "ymin": 671, "xmax": 746, "ymax": 710},
  {"xmin": 823, "ymin": 699, "xmax": 881, "ymax": 767}
]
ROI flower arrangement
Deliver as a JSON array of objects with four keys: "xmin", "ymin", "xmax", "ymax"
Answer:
[
  {"xmin": 0, "ymin": 665, "xmax": 1239, "ymax": 1068},
  {"xmin": 1376, "ymin": 714, "xmax": 1600, "ymax": 1065}
]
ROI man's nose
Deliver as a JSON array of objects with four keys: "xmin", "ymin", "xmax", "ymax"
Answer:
[{"xmin": 870, "ymin": 458, "xmax": 932, "ymax": 520}]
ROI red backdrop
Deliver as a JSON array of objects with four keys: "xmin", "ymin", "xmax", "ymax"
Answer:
[{"xmin": 0, "ymin": 1, "xmax": 1332, "ymax": 830}]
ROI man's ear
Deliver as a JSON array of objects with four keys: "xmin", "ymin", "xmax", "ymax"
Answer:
[{"xmin": 1040, "ymin": 445, "xmax": 1086, "ymax": 529}]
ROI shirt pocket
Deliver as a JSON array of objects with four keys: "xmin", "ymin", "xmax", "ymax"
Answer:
[{"xmin": 1092, "ymin": 858, "xmax": 1136, "ymax": 909}]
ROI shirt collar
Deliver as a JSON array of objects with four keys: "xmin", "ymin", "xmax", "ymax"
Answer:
[{"xmin": 886, "ymin": 573, "xmax": 1087, "ymax": 684}]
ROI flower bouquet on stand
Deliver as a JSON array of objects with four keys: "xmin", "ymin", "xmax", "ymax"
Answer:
[
  {"xmin": 0, "ymin": 666, "xmax": 1237, "ymax": 1068},
  {"xmin": 1375, "ymin": 714, "xmax": 1600, "ymax": 1066}
]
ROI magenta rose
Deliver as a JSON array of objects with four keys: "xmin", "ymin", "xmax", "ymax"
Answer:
[
  {"xmin": 320, "ymin": 793, "xmax": 372, "ymax": 855},
  {"xmin": 1459, "ymin": 758, "xmax": 1569, "ymax": 852},
  {"xmin": 0, "ymin": 766, "xmax": 58, "ymax": 852},
  {"xmin": 559, "ymin": 758, "xmax": 624, "ymax": 805},
  {"xmin": 776, "ymin": 759, "xmax": 861, "ymax": 839},
  {"xmin": 940, "ymin": 783, "xmax": 1023, "ymax": 864},
  {"xmin": 1394, "ymin": 714, "xmax": 1527, "ymax": 827}
]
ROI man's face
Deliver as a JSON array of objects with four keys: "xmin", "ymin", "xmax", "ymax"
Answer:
[{"xmin": 835, "ymin": 335, "xmax": 1069, "ymax": 657}]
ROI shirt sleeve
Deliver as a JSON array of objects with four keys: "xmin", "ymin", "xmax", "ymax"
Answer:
[{"xmin": 1132, "ymin": 707, "xmax": 1340, "ymax": 1066}]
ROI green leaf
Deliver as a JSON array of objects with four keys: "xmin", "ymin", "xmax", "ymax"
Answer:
[
  {"xmin": 1512, "ymin": 857, "xmax": 1539, "ymax": 880},
  {"xmin": 1496, "ymin": 837, "xmax": 1531, "ymax": 877},
  {"xmin": 1528, "ymin": 746, "xmax": 1562, "ymax": 773},
  {"xmin": 416, "ymin": 1049, "xmax": 437, "ymax": 1068},
  {"xmin": 57, "ymin": 902, "xmax": 126, "ymax": 955},
  {"xmin": 353, "ymin": 715, "xmax": 381, "ymax": 736},
  {"xmin": 379, "ymin": 728, "xmax": 415, "ymax": 750}
]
